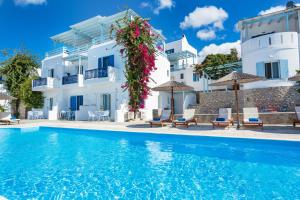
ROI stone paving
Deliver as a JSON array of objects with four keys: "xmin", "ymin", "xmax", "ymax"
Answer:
[{"xmin": 0, "ymin": 120, "xmax": 300, "ymax": 141}]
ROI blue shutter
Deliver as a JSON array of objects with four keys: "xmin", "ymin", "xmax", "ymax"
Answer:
[
  {"xmin": 256, "ymin": 62, "xmax": 265, "ymax": 77},
  {"xmin": 193, "ymin": 74, "xmax": 196, "ymax": 82},
  {"xmin": 279, "ymin": 60, "xmax": 289, "ymax": 79},
  {"xmin": 70, "ymin": 96, "xmax": 77, "ymax": 111},
  {"xmin": 108, "ymin": 55, "xmax": 114, "ymax": 67},
  {"xmin": 98, "ymin": 58, "xmax": 102, "ymax": 69},
  {"xmin": 77, "ymin": 96, "xmax": 83, "ymax": 110}
]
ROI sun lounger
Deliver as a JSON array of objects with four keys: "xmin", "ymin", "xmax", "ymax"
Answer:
[
  {"xmin": 0, "ymin": 113, "xmax": 20, "ymax": 125},
  {"xmin": 149, "ymin": 110, "xmax": 172, "ymax": 127},
  {"xmin": 173, "ymin": 109, "xmax": 197, "ymax": 128},
  {"xmin": 293, "ymin": 106, "xmax": 300, "ymax": 127},
  {"xmin": 212, "ymin": 108, "xmax": 234, "ymax": 128},
  {"xmin": 242, "ymin": 107, "xmax": 263, "ymax": 129}
]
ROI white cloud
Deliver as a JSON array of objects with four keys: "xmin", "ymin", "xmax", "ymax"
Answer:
[
  {"xmin": 198, "ymin": 40, "xmax": 241, "ymax": 63},
  {"xmin": 258, "ymin": 5, "xmax": 285, "ymax": 15},
  {"xmin": 234, "ymin": 22, "xmax": 240, "ymax": 32},
  {"xmin": 140, "ymin": 2, "xmax": 151, "ymax": 8},
  {"xmin": 196, "ymin": 29, "xmax": 216, "ymax": 40},
  {"xmin": 154, "ymin": 0, "xmax": 174, "ymax": 15},
  {"xmin": 258, "ymin": 4, "xmax": 300, "ymax": 15},
  {"xmin": 14, "ymin": 0, "xmax": 46, "ymax": 6},
  {"xmin": 180, "ymin": 6, "xmax": 228, "ymax": 30}
]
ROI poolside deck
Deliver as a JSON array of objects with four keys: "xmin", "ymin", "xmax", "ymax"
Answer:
[{"xmin": 0, "ymin": 120, "xmax": 300, "ymax": 142}]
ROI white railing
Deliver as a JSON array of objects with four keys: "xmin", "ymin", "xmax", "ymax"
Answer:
[{"xmin": 45, "ymin": 47, "xmax": 68, "ymax": 58}]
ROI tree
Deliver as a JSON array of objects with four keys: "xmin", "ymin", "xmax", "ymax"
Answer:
[
  {"xmin": 0, "ymin": 49, "xmax": 42, "ymax": 117},
  {"xmin": 111, "ymin": 14, "xmax": 158, "ymax": 118},
  {"xmin": 194, "ymin": 48, "xmax": 240, "ymax": 80},
  {"xmin": 20, "ymin": 77, "xmax": 44, "ymax": 109}
]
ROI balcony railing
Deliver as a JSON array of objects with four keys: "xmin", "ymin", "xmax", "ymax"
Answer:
[
  {"xmin": 32, "ymin": 78, "xmax": 47, "ymax": 87},
  {"xmin": 62, "ymin": 75, "xmax": 78, "ymax": 85},
  {"xmin": 85, "ymin": 69, "xmax": 108, "ymax": 80},
  {"xmin": 45, "ymin": 47, "xmax": 68, "ymax": 58}
]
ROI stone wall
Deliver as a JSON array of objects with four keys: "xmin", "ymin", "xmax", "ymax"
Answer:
[{"xmin": 197, "ymin": 86, "xmax": 300, "ymax": 114}]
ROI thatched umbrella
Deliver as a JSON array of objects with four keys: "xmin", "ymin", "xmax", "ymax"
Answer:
[
  {"xmin": 210, "ymin": 71, "xmax": 265, "ymax": 129},
  {"xmin": 0, "ymin": 93, "xmax": 16, "ymax": 101},
  {"xmin": 289, "ymin": 73, "xmax": 300, "ymax": 81},
  {"xmin": 152, "ymin": 80, "xmax": 194, "ymax": 119}
]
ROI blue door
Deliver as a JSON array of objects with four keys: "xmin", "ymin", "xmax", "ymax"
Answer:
[{"xmin": 70, "ymin": 96, "xmax": 77, "ymax": 111}]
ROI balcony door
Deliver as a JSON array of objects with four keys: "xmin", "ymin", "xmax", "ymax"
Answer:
[
  {"xmin": 70, "ymin": 95, "xmax": 83, "ymax": 111},
  {"xmin": 102, "ymin": 94, "xmax": 111, "ymax": 113}
]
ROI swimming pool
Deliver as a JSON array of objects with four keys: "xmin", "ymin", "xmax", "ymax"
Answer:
[{"xmin": 0, "ymin": 127, "xmax": 299, "ymax": 199}]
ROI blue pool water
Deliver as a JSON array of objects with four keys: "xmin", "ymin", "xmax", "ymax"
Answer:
[{"xmin": 0, "ymin": 127, "xmax": 300, "ymax": 199}]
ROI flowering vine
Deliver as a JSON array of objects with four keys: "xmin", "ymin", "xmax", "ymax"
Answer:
[{"xmin": 111, "ymin": 15, "xmax": 159, "ymax": 116}]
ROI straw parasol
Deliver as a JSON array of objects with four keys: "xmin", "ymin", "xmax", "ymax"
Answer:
[
  {"xmin": 0, "ymin": 93, "xmax": 16, "ymax": 101},
  {"xmin": 210, "ymin": 71, "xmax": 265, "ymax": 129},
  {"xmin": 288, "ymin": 73, "xmax": 300, "ymax": 81},
  {"xmin": 152, "ymin": 80, "xmax": 194, "ymax": 119}
]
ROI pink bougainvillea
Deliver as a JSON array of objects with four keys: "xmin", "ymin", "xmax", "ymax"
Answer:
[{"xmin": 111, "ymin": 14, "xmax": 159, "ymax": 116}]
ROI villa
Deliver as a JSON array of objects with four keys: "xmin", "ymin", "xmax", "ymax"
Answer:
[
  {"xmin": 238, "ymin": 2, "xmax": 300, "ymax": 89},
  {"xmin": 32, "ymin": 10, "xmax": 171, "ymax": 122},
  {"xmin": 32, "ymin": 10, "xmax": 213, "ymax": 121}
]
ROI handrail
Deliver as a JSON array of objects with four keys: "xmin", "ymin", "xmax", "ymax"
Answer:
[
  {"xmin": 85, "ymin": 68, "xmax": 108, "ymax": 79},
  {"xmin": 32, "ymin": 78, "xmax": 47, "ymax": 87},
  {"xmin": 62, "ymin": 75, "xmax": 78, "ymax": 85}
]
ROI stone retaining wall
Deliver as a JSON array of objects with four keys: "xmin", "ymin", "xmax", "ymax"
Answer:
[{"xmin": 197, "ymin": 86, "xmax": 300, "ymax": 114}]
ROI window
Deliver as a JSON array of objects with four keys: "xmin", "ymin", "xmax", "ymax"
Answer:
[
  {"xmin": 77, "ymin": 65, "xmax": 83, "ymax": 75},
  {"xmin": 165, "ymin": 49, "xmax": 174, "ymax": 55},
  {"xmin": 269, "ymin": 37, "xmax": 272, "ymax": 45},
  {"xmin": 48, "ymin": 69, "xmax": 54, "ymax": 78},
  {"xmin": 180, "ymin": 73, "xmax": 184, "ymax": 79},
  {"xmin": 291, "ymin": 34, "xmax": 294, "ymax": 43},
  {"xmin": 193, "ymin": 73, "xmax": 200, "ymax": 82},
  {"xmin": 280, "ymin": 35, "xmax": 283, "ymax": 44},
  {"xmin": 167, "ymin": 70, "xmax": 170, "ymax": 77},
  {"xmin": 265, "ymin": 62, "xmax": 280, "ymax": 79},
  {"xmin": 49, "ymin": 98, "xmax": 53, "ymax": 111}
]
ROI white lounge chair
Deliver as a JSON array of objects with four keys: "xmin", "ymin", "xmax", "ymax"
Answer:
[
  {"xmin": 149, "ymin": 110, "xmax": 172, "ymax": 127},
  {"xmin": 243, "ymin": 107, "xmax": 263, "ymax": 129},
  {"xmin": 293, "ymin": 106, "xmax": 300, "ymax": 127},
  {"xmin": 173, "ymin": 109, "xmax": 197, "ymax": 128},
  {"xmin": 0, "ymin": 113, "xmax": 20, "ymax": 125},
  {"xmin": 212, "ymin": 108, "xmax": 234, "ymax": 128}
]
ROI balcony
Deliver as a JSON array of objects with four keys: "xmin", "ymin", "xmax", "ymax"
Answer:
[
  {"xmin": 84, "ymin": 67, "xmax": 119, "ymax": 84},
  {"xmin": 85, "ymin": 69, "xmax": 108, "ymax": 80},
  {"xmin": 32, "ymin": 77, "xmax": 59, "ymax": 91},
  {"xmin": 170, "ymin": 64, "xmax": 189, "ymax": 72},
  {"xmin": 62, "ymin": 74, "xmax": 84, "ymax": 87},
  {"xmin": 45, "ymin": 47, "xmax": 69, "ymax": 58},
  {"xmin": 62, "ymin": 75, "xmax": 78, "ymax": 85}
]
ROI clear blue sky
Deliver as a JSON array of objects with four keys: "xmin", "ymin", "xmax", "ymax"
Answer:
[{"xmin": 0, "ymin": 0, "xmax": 296, "ymax": 60}]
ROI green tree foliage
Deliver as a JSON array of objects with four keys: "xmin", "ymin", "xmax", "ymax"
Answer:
[
  {"xmin": 194, "ymin": 48, "xmax": 240, "ymax": 80},
  {"xmin": 20, "ymin": 77, "xmax": 44, "ymax": 109},
  {"xmin": 0, "ymin": 49, "xmax": 43, "ymax": 116}
]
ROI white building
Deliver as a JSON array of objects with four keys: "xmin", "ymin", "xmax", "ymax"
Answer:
[
  {"xmin": 160, "ymin": 35, "xmax": 210, "ymax": 114},
  {"xmin": 32, "ymin": 10, "xmax": 170, "ymax": 121},
  {"xmin": 238, "ymin": 2, "xmax": 300, "ymax": 89}
]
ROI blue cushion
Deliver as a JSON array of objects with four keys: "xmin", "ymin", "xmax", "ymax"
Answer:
[
  {"xmin": 249, "ymin": 118, "xmax": 259, "ymax": 122},
  {"xmin": 11, "ymin": 116, "xmax": 16, "ymax": 120},
  {"xmin": 216, "ymin": 118, "xmax": 225, "ymax": 122},
  {"xmin": 153, "ymin": 117, "xmax": 160, "ymax": 121},
  {"xmin": 177, "ymin": 118, "xmax": 186, "ymax": 122}
]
